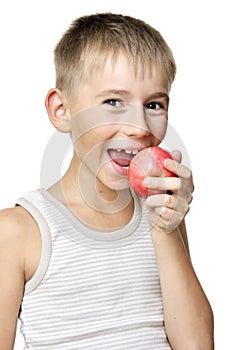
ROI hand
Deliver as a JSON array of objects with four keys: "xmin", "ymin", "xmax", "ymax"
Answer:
[{"xmin": 144, "ymin": 150, "xmax": 194, "ymax": 233}]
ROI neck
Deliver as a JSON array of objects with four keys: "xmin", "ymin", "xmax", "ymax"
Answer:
[{"xmin": 49, "ymin": 155, "xmax": 132, "ymax": 215}]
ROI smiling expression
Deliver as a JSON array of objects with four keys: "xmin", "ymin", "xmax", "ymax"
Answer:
[{"xmin": 68, "ymin": 53, "xmax": 170, "ymax": 191}]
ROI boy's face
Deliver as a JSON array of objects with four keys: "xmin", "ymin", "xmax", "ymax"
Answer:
[{"xmin": 69, "ymin": 53, "xmax": 169, "ymax": 192}]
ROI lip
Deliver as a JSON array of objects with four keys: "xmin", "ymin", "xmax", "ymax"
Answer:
[
  {"xmin": 109, "ymin": 156, "xmax": 129, "ymax": 176},
  {"xmin": 105, "ymin": 144, "xmax": 148, "ymax": 177},
  {"xmin": 105, "ymin": 150, "xmax": 130, "ymax": 176}
]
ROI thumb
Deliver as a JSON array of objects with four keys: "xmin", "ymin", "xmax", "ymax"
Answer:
[{"xmin": 171, "ymin": 150, "xmax": 182, "ymax": 163}]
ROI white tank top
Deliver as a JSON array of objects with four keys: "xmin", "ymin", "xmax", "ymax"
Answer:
[{"xmin": 16, "ymin": 189, "xmax": 171, "ymax": 349}]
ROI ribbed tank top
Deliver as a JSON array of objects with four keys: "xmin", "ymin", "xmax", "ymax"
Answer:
[{"xmin": 16, "ymin": 189, "xmax": 171, "ymax": 349}]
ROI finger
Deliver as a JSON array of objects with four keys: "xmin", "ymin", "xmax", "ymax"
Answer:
[
  {"xmin": 145, "ymin": 193, "xmax": 176, "ymax": 209},
  {"xmin": 144, "ymin": 176, "xmax": 182, "ymax": 193},
  {"xmin": 146, "ymin": 193, "xmax": 190, "ymax": 216},
  {"xmin": 164, "ymin": 159, "xmax": 192, "ymax": 181},
  {"xmin": 155, "ymin": 207, "xmax": 185, "ymax": 232},
  {"xmin": 149, "ymin": 212, "xmax": 178, "ymax": 234},
  {"xmin": 171, "ymin": 149, "xmax": 182, "ymax": 163},
  {"xmin": 155, "ymin": 206, "xmax": 174, "ymax": 221}
]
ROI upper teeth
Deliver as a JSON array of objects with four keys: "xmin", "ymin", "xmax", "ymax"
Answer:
[{"xmin": 116, "ymin": 149, "xmax": 140, "ymax": 155}]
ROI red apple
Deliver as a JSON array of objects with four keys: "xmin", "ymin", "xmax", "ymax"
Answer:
[{"xmin": 128, "ymin": 146, "xmax": 176, "ymax": 198}]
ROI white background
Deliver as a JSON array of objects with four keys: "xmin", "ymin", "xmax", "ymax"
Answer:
[{"xmin": 0, "ymin": 1, "xmax": 232, "ymax": 349}]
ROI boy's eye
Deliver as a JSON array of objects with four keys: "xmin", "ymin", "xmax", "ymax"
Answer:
[
  {"xmin": 146, "ymin": 102, "xmax": 164, "ymax": 110},
  {"xmin": 104, "ymin": 99, "xmax": 122, "ymax": 107}
]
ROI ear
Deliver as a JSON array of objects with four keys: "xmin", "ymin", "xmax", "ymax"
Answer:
[{"xmin": 45, "ymin": 88, "xmax": 71, "ymax": 133}]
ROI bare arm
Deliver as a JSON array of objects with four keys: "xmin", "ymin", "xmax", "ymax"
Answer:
[
  {"xmin": 0, "ymin": 206, "xmax": 41, "ymax": 350},
  {"xmin": 151, "ymin": 221, "xmax": 214, "ymax": 349},
  {"xmin": 0, "ymin": 208, "xmax": 25, "ymax": 349},
  {"xmin": 145, "ymin": 151, "xmax": 214, "ymax": 349}
]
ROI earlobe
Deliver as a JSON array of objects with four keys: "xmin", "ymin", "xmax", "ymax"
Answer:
[{"xmin": 45, "ymin": 88, "xmax": 71, "ymax": 133}]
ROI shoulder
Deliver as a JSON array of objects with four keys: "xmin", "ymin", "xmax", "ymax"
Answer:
[
  {"xmin": 0, "ymin": 205, "xmax": 39, "ymax": 239},
  {"xmin": 0, "ymin": 206, "xmax": 42, "ymax": 282}
]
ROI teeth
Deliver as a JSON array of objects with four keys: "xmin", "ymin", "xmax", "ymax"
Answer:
[
  {"xmin": 125, "ymin": 149, "xmax": 140, "ymax": 155},
  {"xmin": 112, "ymin": 148, "xmax": 141, "ymax": 155}
]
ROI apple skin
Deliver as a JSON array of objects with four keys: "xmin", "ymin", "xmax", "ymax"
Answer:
[{"xmin": 128, "ymin": 146, "xmax": 176, "ymax": 198}]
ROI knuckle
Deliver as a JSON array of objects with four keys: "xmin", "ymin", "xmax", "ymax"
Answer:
[
  {"xmin": 165, "ymin": 194, "xmax": 173, "ymax": 207},
  {"xmin": 159, "ymin": 177, "xmax": 167, "ymax": 189},
  {"xmin": 162, "ymin": 207, "xmax": 173, "ymax": 221},
  {"xmin": 162, "ymin": 207, "xmax": 169, "ymax": 218},
  {"xmin": 180, "ymin": 198, "xmax": 190, "ymax": 214},
  {"xmin": 176, "ymin": 178, "xmax": 183, "ymax": 191},
  {"xmin": 184, "ymin": 168, "xmax": 192, "ymax": 180}
]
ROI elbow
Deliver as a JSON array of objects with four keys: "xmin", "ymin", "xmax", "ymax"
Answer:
[
  {"xmin": 195, "ymin": 301, "xmax": 215, "ymax": 350},
  {"xmin": 168, "ymin": 306, "xmax": 214, "ymax": 350},
  {"xmin": 184, "ymin": 334, "xmax": 214, "ymax": 350},
  {"xmin": 188, "ymin": 312, "xmax": 214, "ymax": 350},
  {"xmin": 181, "ymin": 337, "xmax": 214, "ymax": 350},
  {"xmin": 170, "ymin": 333, "xmax": 214, "ymax": 350}
]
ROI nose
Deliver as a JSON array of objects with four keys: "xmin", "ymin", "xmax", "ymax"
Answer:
[{"xmin": 122, "ymin": 105, "xmax": 150, "ymax": 138}]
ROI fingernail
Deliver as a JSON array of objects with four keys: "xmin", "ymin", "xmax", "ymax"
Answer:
[{"xmin": 143, "ymin": 178, "xmax": 151, "ymax": 187}]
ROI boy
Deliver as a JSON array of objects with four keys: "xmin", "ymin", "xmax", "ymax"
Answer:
[{"xmin": 0, "ymin": 13, "xmax": 214, "ymax": 349}]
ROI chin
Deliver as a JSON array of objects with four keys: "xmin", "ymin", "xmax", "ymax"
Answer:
[
  {"xmin": 104, "ymin": 177, "xmax": 130, "ymax": 192},
  {"xmin": 115, "ymin": 178, "xmax": 131, "ymax": 191}
]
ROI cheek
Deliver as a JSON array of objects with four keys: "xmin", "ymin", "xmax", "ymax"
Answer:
[
  {"xmin": 70, "ymin": 105, "xmax": 121, "ymax": 138},
  {"xmin": 70, "ymin": 105, "xmax": 119, "ymax": 144},
  {"xmin": 71, "ymin": 125, "xmax": 116, "ymax": 169}
]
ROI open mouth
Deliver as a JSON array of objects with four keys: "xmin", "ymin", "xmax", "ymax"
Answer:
[{"xmin": 107, "ymin": 148, "xmax": 141, "ymax": 169}]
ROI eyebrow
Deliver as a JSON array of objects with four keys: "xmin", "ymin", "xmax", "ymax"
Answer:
[
  {"xmin": 147, "ymin": 92, "xmax": 170, "ymax": 103},
  {"xmin": 96, "ymin": 89, "xmax": 131, "ymax": 98},
  {"xmin": 96, "ymin": 89, "xmax": 169, "ymax": 102}
]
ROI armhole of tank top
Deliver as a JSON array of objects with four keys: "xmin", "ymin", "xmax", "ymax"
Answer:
[{"xmin": 16, "ymin": 197, "xmax": 52, "ymax": 295}]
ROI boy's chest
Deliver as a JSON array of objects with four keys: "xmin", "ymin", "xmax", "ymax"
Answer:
[
  {"xmin": 20, "ymin": 231, "xmax": 167, "ymax": 349},
  {"xmin": 25, "ymin": 234, "xmax": 162, "ymax": 312}
]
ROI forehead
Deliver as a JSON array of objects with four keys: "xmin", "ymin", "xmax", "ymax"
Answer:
[
  {"xmin": 68, "ymin": 52, "xmax": 170, "ymax": 116},
  {"xmin": 67, "ymin": 51, "xmax": 170, "ymax": 108},
  {"xmin": 84, "ymin": 52, "xmax": 169, "ymax": 90}
]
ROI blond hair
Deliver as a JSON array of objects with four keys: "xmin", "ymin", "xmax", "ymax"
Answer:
[{"xmin": 54, "ymin": 13, "xmax": 176, "ymax": 99}]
